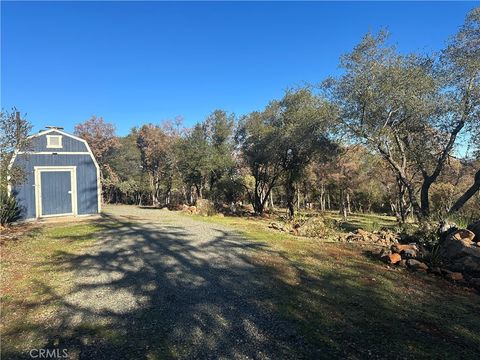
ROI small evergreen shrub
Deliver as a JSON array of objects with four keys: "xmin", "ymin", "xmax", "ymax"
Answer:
[{"xmin": 0, "ymin": 192, "xmax": 21, "ymax": 226}]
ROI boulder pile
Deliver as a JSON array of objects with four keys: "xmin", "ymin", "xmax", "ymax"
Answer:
[
  {"xmin": 180, "ymin": 204, "xmax": 197, "ymax": 214},
  {"xmin": 438, "ymin": 228, "xmax": 480, "ymax": 274},
  {"xmin": 343, "ymin": 229, "xmax": 399, "ymax": 247},
  {"xmin": 179, "ymin": 200, "xmax": 217, "ymax": 216},
  {"xmin": 269, "ymin": 222, "xmax": 287, "ymax": 232},
  {"xmin": 380, "ymin": 227, "xmax": 480, "ymax": 290}
]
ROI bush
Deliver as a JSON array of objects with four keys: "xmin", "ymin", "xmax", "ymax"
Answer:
[
  {"xmin": 0, "ymin": 192, "xmax": 21, "ymax": 226},
  {"xmin": 364, "ymin": 219, "xmax": 381, "ymax": 233},
  {"xmin": 421, "ymin": 243, "xmax": 443, "ymax": 268},
  {"xmin": 297, "ymin": 216, "xmax": 331, "ymax": 238},
  {"xmin": 400, "ymin": 221, "xmax": 440, "ymax": 248},
  {"xmin": 196, "ymin": 199, "xmax": 216, "ymax": 216}
]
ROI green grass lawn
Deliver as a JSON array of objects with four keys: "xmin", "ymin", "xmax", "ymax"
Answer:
[{"xmin": 195, "ymin": 213, "xmax": 480, "ymax": 359}]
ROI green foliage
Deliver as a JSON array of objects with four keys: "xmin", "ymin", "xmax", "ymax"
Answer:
[
  {"xmin": 0, "ymin": 108, "xmax": 32, "ymax": 192},
  {"xmin": 421, "ymin": 243, "xmax": 443, "ymax": 268},
  {"xmin": 0, "ymin": 192, "xmax": 21, "ymax": 226},
  {"xmin": 236, "ymin": 105, "xmax": 283, "ymax": 214},
  {"xmin": 364, "ymin": 219, "xmax": 381, "ymax": 233},
  {"xmin": 401, "ymin": 221, "xmax": 440, "ymax": 248},
  {"xmin": 237, "ymin": 89, "xmax": 338, "ymax": 216},
  {"xmin": 176, "ymin": 123, "xmax": 214, "ymax": 198}
]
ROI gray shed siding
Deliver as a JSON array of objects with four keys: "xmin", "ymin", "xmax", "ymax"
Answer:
[
  {"xmin": 11, "ymin": 131, "xmax": 99, "ymax": 220},
  {"xmin": 12, "ymin": 154, "xmax": 98, "ymax": 219},
  {"xmin": 30, "ymin": 130, "xmax": 88, "ymax": 152}
]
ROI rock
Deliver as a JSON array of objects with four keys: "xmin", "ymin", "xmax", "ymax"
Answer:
[
  {"xmin": 467, "ymin": 221, "xmax": 480, "ymax": 240},
  {"xmin": 445, "ymin": 272, "xmax": 464, "ymax": 281},
  {"xmin": 386, "ymin": 253, "xmax": 402, "ymax": 265},
  {"xmin": 402, "ymin": 249, "xmax": 417, "ymax": 259},
  {"xmin": 452, "ymin": 229, "xmax": 476, "ymax": 242},
  {"xmin": 469, "ymin": 277, "xmax": 480, "ymax": 288},
  {"xmin": 406, "ymin": 259, "xmax": 429, "ymax": 272},
  {"xmin": 439, "ymin": 220, "xmax": 457, "ymax": 236},
  {"xmin": 399, "ymin": 259, "xmax": 407, "ymax": 267},
  {"xmin": 181, "ymin": 204, "xmax": 197, "ymax": 214},
  {"xmin": 391, "ymin": 244, "xmax": 418, "ymax": 254},
  {"xmin": 379, "ymin": 249, "xmax": 392, "ymax": 258},
  {"xmin": 438, "ymin": 233, "xmax": 480, "ymax": 273},
  {"xmin": 217, "ymin": 213, "xmax": 225, "ymax": 218},
  {"xmin": 356, "ymin": 229, "xmax": 369, "ymax": 237},
  {"xmin": 269, "ymin": 222, "xmax": 286, "ymax": 232},
  {"xmin": 430, "ymin": 267, "xmax": 442, "ymax": 275},
  {"xmin": 453, "ymin": 256, "xmax": 480, "ymax": 272}
]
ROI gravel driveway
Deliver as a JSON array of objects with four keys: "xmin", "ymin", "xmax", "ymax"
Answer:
[{"xmin": 55, "ymin": 205, "xmax": 308, "ymax": 360}]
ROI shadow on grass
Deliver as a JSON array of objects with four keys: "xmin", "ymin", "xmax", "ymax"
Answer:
[{"xmin": 2, "ymin": 213, "xmax": 480, "ymax": 359}]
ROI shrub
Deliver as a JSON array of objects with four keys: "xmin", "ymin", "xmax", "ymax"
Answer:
[
  {"xmin": 421, "ymin": 243, "xmax": 443, "ymax": 268},
  {"xmin": 0, "ymin": 192, "xmax": 21, "ymax": 226},
  {"xmin": 401, "ymin": 221, "xmax": 440, "ymax": 248},
  {"xmin": 365, "ymin": 219, "xmax": 381, "ymax": 233},
  {"xmin": 196, "ymin": 199, "xmax": 216, "ymax": 216},
  {"xmin": 296, "ymin": 216, "xmax": 335, "ymax": 238}
]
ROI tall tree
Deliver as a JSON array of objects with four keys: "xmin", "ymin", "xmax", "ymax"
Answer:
[
  {"xmin": 413, "ymin": 8, "xmax": 480, "ymax": 217},
  {"xmin": 74, "ymin": 116, "xmax": 119, "ymax": 185},
  {"xmin": 176, "ymin": 123, "xmax": 213, "ymax": 202},
  {"xmin": 442, "ymin": 8, "xmax": 480, "ymax": 214},
  {"xmin": 325, "ymin": 31, "xmax": 442, "ymax": 220},
  {"xmin": 137, "ymin": 123, "xmax": 178, "ymax": 206},
  {"xmin": 106, "ymin": 129, "xmax": 147, "ymax": 204},
  {"xmin": 276, "ymin": 89, "xmax": 337, "ymax": 218},
  {"xmin": 0, "ymin": 108, "xmax": 32, "ymax": 192},
  {"xmin": 203, "ymin": 110, "xmax": 236, "ymax": 198},
  {"xmin": 236, "ymin": 103, "xmax": 284, "ymax": 215}
]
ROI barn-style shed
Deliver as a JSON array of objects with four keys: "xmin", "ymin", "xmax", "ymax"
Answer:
[{"xmin": 9, "ymin": 127, "xmax": 101, "ymax": 220}]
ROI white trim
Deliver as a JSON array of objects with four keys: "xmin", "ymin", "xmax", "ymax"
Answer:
[
  {"xmin": 34, "ymin": 166, "xmax": 78, "ymax": 218},
  {"xmin": 46, "ymin": 135, "xmax": 63, "ymax": 148},
  {"xmin": 31, "ymin": 128, "xmax": 91, "ymax": 144},
  {"xmin": 8, "ymin": 128, "xmax": 102, "ymax": 214}
]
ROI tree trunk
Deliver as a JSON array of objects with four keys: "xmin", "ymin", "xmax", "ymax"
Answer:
[
  {"xmin": 339, "ymin": 189, "xmax": 347, "ymax": 219},
  {"xmin": 320, "ymin": 183, "xmax": 326, "ymax": 211},
  {"xmin": 296, "ymin": 185, "xmax": 300, "ymax": 211},
  {"xmin": 346, "ymin": 192, "xmax": 351, "ymax": 214},
  {"xmin": 449, "ymin": 169, "xmax": 480, "ymax": 214},
  {"xmin": 420, "ymin": 176, "xmax": 434, "ymax": 218},
  {"xmin": 285, "ymin": 177, "xmax": 295, "ymax": 218}
]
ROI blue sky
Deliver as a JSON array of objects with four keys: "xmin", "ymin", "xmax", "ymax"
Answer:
[{"xmin": 1, "ymin": 1, "xmax": 478, "ymax": 135}]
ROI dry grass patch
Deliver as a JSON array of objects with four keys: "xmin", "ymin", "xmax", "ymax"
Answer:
[{"xmin": 0, "ymin": 221, "xmax": 105, "ymax": 356}]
